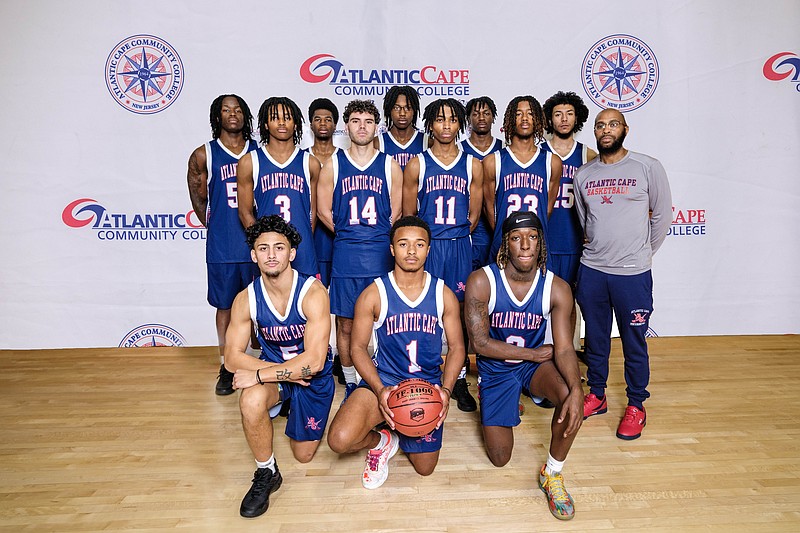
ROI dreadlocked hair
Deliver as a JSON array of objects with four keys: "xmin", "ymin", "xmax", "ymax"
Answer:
[
  {"xmin": 383, "ymin": 85, "xmax": 420, "ymax": 129},
  {"xmin": 495, "ymin": 228, "xmax": 548, "ymax": 275},
  {"xmin": 257, "ymin": 97, "xmax": 304, "ymax": 145},
  {"xmin": 465, "ymin": 96, "xmax": 497, "ymax": 120},
  {"xmin": 502, "ymin": 95, "xmax": 545, "ymax": 145},
  {"xmin": 422, "ymin": 98, "xmax": 466, "ymax": 136},
  {"xmin": 542, "ymin": 91, "xmax": 590, "ymax": 134},
  {"xmin": 210, "ymin": 94, "xmax": 254, "ymax": 141}
]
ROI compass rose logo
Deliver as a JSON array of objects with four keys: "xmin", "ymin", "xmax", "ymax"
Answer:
[
  {"xmin": 105, "ymin": 34, "xmax": 184, "ymax": 115},
  {"xmin": 582, "ymin": 34, "xmax": 659, "ymax": 112}
]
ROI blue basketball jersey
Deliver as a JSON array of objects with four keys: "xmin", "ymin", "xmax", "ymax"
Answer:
[
  {"xmin": 250, "ymin": 146, "xmax": 318, "ymax": 277},
  {"xmin": 540, "ymin": 140, "xmax": 590, "ymax": 255},
  {"xmin": 489, "ymin": 147, "xmax": 554, "ymax": 258},
  {"xmin": 205, "ymin": 139, "xmax": 258, "ymax": 263},
  {"xmin": 372, "ymin": 272, "xmax": 445, "ymax": 385},
  {"xmin": 416, "ymin": 149, "xmax": 474, "ymax": 240},
  {"xmin": 459, "ymin": 137, "xmax": 503, "ymax": 160},
  {"xmin": 378, "ymin": 130, "xmax": 425, "ymax": 170},
  {"xmin": 331, "ymin": 150, "xmax": 394, "ymax": 277},
  {"xmin": 311, "ymin": 147, "xmax": 338, "ymax": 265},
  {"xmin": 478, "ymin": 263, "xmax": 553, "ymax": 369},
  {"xmin": 248, "ymin": 270, "xmax": 331, "ymax": 372}
]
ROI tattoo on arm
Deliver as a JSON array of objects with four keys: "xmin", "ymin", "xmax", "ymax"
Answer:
[
  {"xmin": 276, "ymin": 369, "xmax": 292, "ymax": 381},
  {"xmin": 466, "ymin": 296, "xmax": 490, "ymax": 348},
  {"xmin": 301, "ymin": 365, "xmax": 312, "ymax": 379}
]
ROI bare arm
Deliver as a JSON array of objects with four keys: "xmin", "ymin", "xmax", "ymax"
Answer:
[
  {"xmin": 308, "ymin": 155, "xmax": 321, "ymax": 232},
  {"xmin": 464, "ymin": 269, "xmax": 553, "ymax": 363},
  {"xmin": 586, "ymin": 147, "xmax": 598, "ymax": 162},
  {"xmin": 547, "ymin": 154, "xmax": 562, "ymax": 219},
  {"xmin": 482, "ymin": 153, "xmax": 497, "ymax": 230},
  {"xmin": 316, "ymin": 161, "xmax": 335, "ymax": 232},
  {"xmin": 187, "ymin": 146, "xmax": 208, "ymax": 227},
  {"xmin": 226, "ymin": 282, "xmax": 331, "ymax": 388},
  {"xmin": 468, "ymin": 155, "xmax": 484, "ymax": 231},
  {"xmin": 236, "ymin": 152, "xmax": 257, "ymax": 229},
  {"xmin": 402, "ymin": 156, "xmax": 420, "ymax": 217},
  {"xmin": 436, "ymin": 286, "xmax": 465, "ymax": 427},
  {"xmin": 389, "ymin": 158, "xmax": 403, "ymax": 224}
]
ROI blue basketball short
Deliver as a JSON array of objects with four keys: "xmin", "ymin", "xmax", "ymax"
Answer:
[
  {"xmin": 477, "ymin": 356, "xmax": 540, "ymax": 427},
  {"xmin": 471, "ymin": 217, "xmax": 493, "ymax": 270},
  {"xmin": 548, "ymin": 253, "xmax": 581, "ymax": 288},
  {"xmin": 282, "ymin": 373, "xmax": 335, "ymax": 442},
  {"xmin": 426, "ymin": 236, "xmax": 472, "ymax": 302},
  {"xmin": 329, "ymin": 276, "xmax": 375, "ymax": 318},
  {"xmin": 317, "ymin": 261, "xmax": 332, "ymax": 288},
  {"xmin": 207, "ymin": 262, "xmax": 259, "ymax": 309}
]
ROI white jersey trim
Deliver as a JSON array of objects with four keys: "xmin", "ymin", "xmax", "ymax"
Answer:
[
  {"xmin": 343, "ymin": 148, "xmax": 380, "ymax": 172},
  {"xmin": 500, "ymin": 268, "xmax": 540, "ymax": 307},
  {"xmin": 296, "ymin": 275, "xmax": 316, "ymax": 321},
  {"xmin": 481, "ymin": 265, "xmax": 497, "ymax": 314},
  {"xmin": 258, "ymin": 270, "xmax": 299, "ymax": 322},
  {"xmin": 261, "ymin": 145, "xmax": 300, "ymax": 170}
]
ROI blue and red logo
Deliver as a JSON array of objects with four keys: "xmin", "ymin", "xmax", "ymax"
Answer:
[
  {"xmin": 62, "ymin": 198, "xmax": 205, "ymax": 241},
  {"xmin": 668, "ymin": 205, "xmax": 706, "ymax": 237},
  {"xmin": 763, "ymin": 52, "xmax": 800, "ymax": 92},
  {"xmin": 105, "ymin": 34, "xmax": 184, "ymax": 114},
  {"xmin": 299, "ymin": 53, "xmax": 470, "ymax": 98},
  {"xmin": 119, "ymin": 323, "xmax": 187, "ymax": 347},
  {"xmin": 582, "ymin": 34, "xmax": 659, "ymax": 112}
]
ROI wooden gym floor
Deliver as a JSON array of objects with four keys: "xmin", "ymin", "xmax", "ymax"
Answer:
[{"xmin": 1, "ymin": 335, "xmax": 798, "ymax": 532}]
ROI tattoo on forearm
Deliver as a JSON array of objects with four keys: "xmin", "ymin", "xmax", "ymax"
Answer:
[
  {"xmin": 276, "ymin": 369, "xmax": 292, "ymax": 381},
  {"xmin": 301, "ymin": 365, "xmax": 312, "ymax": 378},
  {"xmin": 465, "ymin": 297, "xmax": 490, "ymax": 347}
]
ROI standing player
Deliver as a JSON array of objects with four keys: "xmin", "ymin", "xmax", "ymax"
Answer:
[
  {"xmin": 317, "ymin": 99, "xmax": 403, "ymax": 400},
  {"xmin": 307, "ymin": 98, "xmax": 340, "ymax": 288},
  {"xmin": 375, "ymin": 85, "xmax": 425, "ymax": 169},
  {"xmin": 237, "ymin": 97, "xmax": 320, "ymax": 278},
  {"xmin": 224, "ymin": 215, "xmax": 334, "ymax": 518},
  {"xmin": 483, "ymin": 96, "xmax": 562, "ymax": 261},
  {"xmin": 465, "ymin": 212, "xmax": 584, "ymax": 520},
  {"xmin": 186, "ymin": 94, "xmax": 258, "ymax": 396},
  {"xmin": 327, "ymin": 216, "xmax": 465, "ymax": 488},
  {"xmin": 575, "ymin": 109, "xmax": 672, "ymax": 440},
  {"xmin": 540, "ymin": 91, "xmax": 598, "ymax": 354},
  {"xmin": 402, "ymin": 98, "xmax": 482, "ymax": 412},
  {"xmin": 461, "ymin": 96, "xmax": 503, "ymax": 270}
]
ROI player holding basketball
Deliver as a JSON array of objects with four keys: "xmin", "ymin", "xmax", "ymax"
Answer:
[
  {"xmin": 317, "ymin": 99, "xmax": 403, "ymax": 401},
  {"xmin": 237, "ymin": 97, "xmax": 320, "ymax": 278},
  {"xmin": 483, "ymin": 96, "xmax": 562, "ymax": 260},
  {"xmin": 402, "ymin": 98, "xmax": 482, "ymax": 412},
  {"xmin": 327, "ymin": 216, "xmax": 465, "ymax": 489},
  {"xmin": 465, "ymin": 212, "xmax": 584, "ymax": 520},
  {"xmin": 375, "ymin": 85, "xmax": 425, "ymax": 169},
  {"xmin": 540, "ymin": 91, "xmax": 597, "ymax": 354},
  {"xmin": 575, "ymin": 109, "xmax": 672, "ymax": 440},
  {"xmin": 224, "ymin": 215, "xmax": 334, "ymax": 518},
  {"xmin": 186, "ymin": 94, "xmax": 258, "ymax": 396}
]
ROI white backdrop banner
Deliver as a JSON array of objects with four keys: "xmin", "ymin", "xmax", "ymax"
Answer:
[{"xmin": 0, "ymin": 0, "xmax": 798, "ymax": 349}]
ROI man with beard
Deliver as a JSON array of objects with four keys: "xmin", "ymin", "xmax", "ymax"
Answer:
[
  {"xmin": 540, "ymin": 91, "xmax": 597, "ymax": 354},
  {"xmin": 574, "ymin": 109, "xmax": 672, "ymax": 441}
]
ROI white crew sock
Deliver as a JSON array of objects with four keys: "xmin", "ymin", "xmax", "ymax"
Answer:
[
  {"xmin": 342, "ymin": 365, "xmax": 357, "ymax": 385},
  {"xmin": 256, "ymin": 454, "xmax": 276, "ymax": 474},
  {"xmin": 545, "ymin": 453, "xmax": 565, "ymax": 475}
]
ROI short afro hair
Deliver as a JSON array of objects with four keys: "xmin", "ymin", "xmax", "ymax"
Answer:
[
  {"xmin": 542, "ymin": 91, "xmax": 590, "ymax": 134},
  {"xmin": 246, "ymin": 215, "xmax": 302, "ymax": 249},
  {"xmin": 390, "ymin": 215, "xmax": 431, "ymax": 244}
]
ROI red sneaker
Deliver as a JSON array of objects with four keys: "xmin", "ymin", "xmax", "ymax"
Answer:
[
  {"xmin": 583, "ymin": 393, "xmax": 607, "ymax": 419},
  {"xmin": 616, "ymin": 406, "xmax": 646, "ymax": 440}
]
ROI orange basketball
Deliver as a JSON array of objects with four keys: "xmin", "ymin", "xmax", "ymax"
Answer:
[{"xmin": 387, "ymin": 378, "xmax": 443, "ymax": 437}]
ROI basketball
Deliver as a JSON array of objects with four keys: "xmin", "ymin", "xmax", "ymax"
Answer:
[{"xmin": 387, "ymin": 378, "xmax": 443, "ymax": 437}]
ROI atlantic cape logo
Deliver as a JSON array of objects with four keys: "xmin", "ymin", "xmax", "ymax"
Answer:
[
  {"xmin": 105, "ymin": 34, "xmax": 184, "ymax": 114},
  {"xmin": 299, "ymin": 53, "xmax": 470, "ymax": 97},
  {"xmin": 62, "ymin": 198, "xmax": 205, "ymax": 241},
  {"xmin": 119, "ymin": 323, "xmax": 187, "ymax": 347},
  {"xmin": 668, "ymin": 205, "xmax": 706, "ymax": 237},
  {"xmin": 763, "ymin": 52, "xmax": 800, "ymax": 92},
  {"xmin": 582, "ymin": 34, "xmax": 659, "ymax": 112}
]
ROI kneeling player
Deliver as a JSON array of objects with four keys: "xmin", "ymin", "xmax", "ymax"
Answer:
[
  {"xmin": 326, "ymin": 216, "xmax": 465, "ymax": 489},
  {"xmin": 465, "ymin": 212, "xmax": 584, "ymax": 520},
  {"xmin": 225, "ymin": 215, "xmax": 334, "ymax": 518}
]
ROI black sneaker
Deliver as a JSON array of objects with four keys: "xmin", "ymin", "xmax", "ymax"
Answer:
[
  {"xmin": 332, "ymin": 354, "xmax": 345, "ymax": 385},
  {"xmin": 452, "ymin": 378, "xmax": 477, "ymax": 412},
  {"xmin": 215, "ymin": 364, "xmax": 235, "ymax": 396},
  {"xmin": 533, "ymin": 396, "xmax": 555, "ymax": 409},
  {"xmin": 240, "ymin": 465, "xmax": 283, "ymax": 518}
]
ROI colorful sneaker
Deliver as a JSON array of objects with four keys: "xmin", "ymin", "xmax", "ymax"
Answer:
[
  {"xmin": 239, "ymin": 464, "xmax": 283, "ymax": 518},
  {"xmin": 616, "ymin": 405, "xmax": 646, "ymax": 440},
  {"xmin": 583, "ymin": 393, "xmax": 607, "ymax": 419},
  {"xmin": 362, "ymin": 429, "xmax": 399, "ymax": 489},
  {"xmin": 215, "ymin": 364, "xmax": 235, "ymax": 396},
  {"xmin": 538, "ymin": 465, "xmax": 575, "ymax": 520}
]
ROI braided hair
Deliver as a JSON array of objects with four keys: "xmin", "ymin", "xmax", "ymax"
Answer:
[
  {"xmin": 257, "ymin": 97, "xmax": 304, "ymax": 145},
  {"xmin": 422, "ymin": 98, "xmax": 466, "ymax": 136},
  {"xmin": 496, "ymin": 228, "xmax": 548, "ymax": 275},
  {"xmin": 502, "ymin": 96, "xmax": 545, "ymax": 145},
  {"xmin": 210, "ymin": 94, "xmax": 253, "ymax": 141},
  {"xmin": 383, "ymin": 85, "xmax": 420, "ymax": 130}
]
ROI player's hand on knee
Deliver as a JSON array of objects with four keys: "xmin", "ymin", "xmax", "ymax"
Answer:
[
  {"xmin": 557, "ymin": 388, "xmax": 585, "ymax": 437},
  {"xmin": 378, "ymin": 385, "xmax": 398, "ymax": 430},
  {"xmin": 434, "ymin": 385, "xmax": 450, "ymax": 429},
  {"xmin": 234, "ymin": 369, "xmax": 259, "ymax": 390}
]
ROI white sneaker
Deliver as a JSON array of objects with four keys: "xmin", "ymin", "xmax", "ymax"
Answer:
[{"xmin": 362, "ymin": 429, "xmax": 399, "ymax": 489}]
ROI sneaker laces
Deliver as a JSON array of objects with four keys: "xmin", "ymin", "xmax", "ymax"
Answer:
[
  {"xmin": 622, "ymin": 406, "xmax": 641, "ymax": 422},
  {"xmin": 250, "ymin": 469, "xmax": 271, "ymax": 496},
  {"xmin": 366, "ymin": 449, "xmax": 381, "ymax": 472},
  {"xmin": 546, "ymin": 472, "xmax": 569, "ymax": 503}
]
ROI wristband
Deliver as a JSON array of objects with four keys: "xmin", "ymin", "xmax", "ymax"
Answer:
[
  {"xmin": 256, "ymin": 368, "xmax": 264, "ymax": 385},
  {"xmin": 441, "ymin": 386, "xmax": 452, "ymax": 396}
]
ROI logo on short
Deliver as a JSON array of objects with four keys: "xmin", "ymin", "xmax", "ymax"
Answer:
[
  {"xmin": 306, "ymin": 417, "xmax": 322, "ymax": 431},
  {"xmin": 582, "ymin": 34, "xmax": 659, "ymax": 112},
  {"xmin": 119, "ymin": 323, "xmax": 186, "ymax": 347},
  {"xmin": 416, "ymin": 433, "xmax": 437, "ymax": 443},
  {"xmin": 763, "ymin": 52, "xmax": 800, "ymax": 92},
  {"xmin": 105, "ymin": 34, "xmax": 184, "ymax": 114},
  {"xmin": 629, "ymin": 309, "xmax": 650, "ymax": 327}
]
